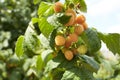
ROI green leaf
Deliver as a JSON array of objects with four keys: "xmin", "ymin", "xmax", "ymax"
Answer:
[
  {"xmin": 78, "ymin": 55, "xmax": 99, "ymax": 70},
  {"xmin": 33, "ymin": 0, "xmax": 41, "ymax": 5},
  {"xmin": 81, "ymin": 28, "xmax": 101, "ymax": 53},
  {"xmin": 69, "ymin": 0, "xmax": 87, "ymax": 12},
  {"xmin": 58, "ymin": 56, "xmax": 77, "ymax": 69},
  {"xmin": 57, "ymin": 13, "xmax": 71, "ymax": 25},
  {"xmin": 46, "ymin": 50, "xmax": 76, "ymax": 70},
  {"xmin": 47, "ymin": 14, "xmax": 62, "ymax": 27},
  {"xmin": 47, "ymin": 13, "xmax": 71, "ymax": 27},
  {"xmin": 98, "ymin": 32, "xmax": 120, "ymax": 54},
  {"xmin": 36, "ymin": 55, "xmax": 44, "ymax": 70},
  {"xmin": 62, "ymin": 66, "xmax": 96, "ymax": 80},
  {"xmin": 45, "ymin": 51, "xmax": 77, "ymax": 79},
  {"xmin": 49, "ymin": 51, "xmax": 77, "ymax": 69},
  {"xmin": 79, "ymin": 0, "xmax": 87, "ymax": 12},
  {"xmin": 49, "ymin": 29, "xmax": 57, "ymax": 51},
  {"xmin": 38, "ymin": 17, "xmax": 54, "ymax": 38},
  {"xmin": 45, "ymin": 51, "xmax": 97, "ymax": 80},
  {"xmin": 15, "ymin": 35, "xmax": 24, "ymax": 57},
  {"xmin": 44, "ymin": 58, "xmax": 60, "ymax": 73},
  {"xmin": 23, "ymin": 59, "xmax": 31, "ymax": 72},
  {"xmin": 32, "ymin": 18, "xmax": 39, "ymax": 24},
  {"xmin": 44, "ymin": 50, "xmax": 76, "ymax": 75},
  {"xmin": 76, "ymin": 66, "xmax": 96, "ymax": 80},
  {"xmin": 38, "ymin": 2, "xmax": 54, "ymax": 16},
  {"xmin": 41, "ymin": 49, "xmax": 53, "ymax": 65},
  {"xmin": 45, "ymin": 51, "xmax": 65, "ymax": 72},
  {"xmin": 51, "ymin": 68, "xmax": 65, "ymax": 80},
  {"xmin": 93, "ymin": 60, "xmax": 114, "ymax": 80},
  {"xmin": 39, "ymin": 34, "xmax": 50, "ymax": 49},
  {"xmin": 44, "ymin": 5, "xmax": 54, "ymax": 16},
  {"xmin": 23, "ymin": 22, "xmax": 42, "ymax": 57},
  {"xmin": 62, "ymin": 70, "xmax": 80, "ymax": 80}
]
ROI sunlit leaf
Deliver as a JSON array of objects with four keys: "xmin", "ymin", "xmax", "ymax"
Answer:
[
  {"xmin": 32, "ymin": 18, "xmax": 39, "ymax": 24},
  {"xmin": 98, "ymin": 32, "xmax": 120, "ymax": 54},
  {"xmin": 33, "ymin": 0, "xmax": 41, "ymax": 4},
  {"xmin": 23, "ymin": 22, "xmax": 42, "ymax": 57},
  {"xmin": 36, "ymin": 55, "xmax": 44, "ymax": 70},
  {"xmin": 38, "ymin": 17, "xmax": 54, "ymax": 38},
  {"xmin": 38, "ymin": 2, "xmax": 53, "ymax": 16},
  {"xmin": 15, "ymin": 35, "xmax": 24, "ymax": 57}
]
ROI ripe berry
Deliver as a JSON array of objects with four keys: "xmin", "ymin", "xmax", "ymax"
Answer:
[
  {"xmin": 77, "ymin": 45, "xmax": 87, "ymax": 55},
  {"xmin": 65, "ymin": 36, "xmax": 72, "ymax": 48},
  {"xmin": 74, "ymin": 25, "xmax": 84, "ymax": 35},
  {"xmin": 64, "ymin": 50, "xmax": 74, "ymax": 61},
  {"xmin": 55, "ymin": 35, "xmax": 65, "ymax": 46},
  {"xmin": 75, "ymin": 15, "xmax": 86, "ymax": 24},
  {"xmin": 54, "ymin": 2, "xmax": 63, "ymax": 13},
  {"xmin": 82, "ymin": 22, "xmax": 88, "ymax": 30},
  {"xmin": 65, "ymin": 9, "xmax": 76, "ymax": 26},
  {"xmin": 69, "ymin": 33, "xmax": 78, "ymax": 42}
]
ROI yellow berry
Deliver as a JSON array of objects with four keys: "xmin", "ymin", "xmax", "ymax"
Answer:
[
  {"xmin": 55, "ymin": 35, "xmax": 65, "ymax": 46},
  {"xmin": 75, "ymin": 15, "xmax": 86, "ymax": 24},
  {"xmin": 77, "ymin": 45, "xmax": 87, "ymax": 55},
  {"xmin": 74, "ymin": 25, "xmax": 84, "ymax": 35},
  {"xmin": 54, "ymin": 2, "xmax": 63, "ymax": 13},
  {"xmin": 64, "ymin": 50, "xmax": 74, "ymax": 61},
  {"xmin": 69, "ymin": 33, "xmax": 78, "ymax": 42},
  {"xmin": 65, "ymin": 36, "xmax": 72, "ymax": 48},
  {"xmin": 65, "ymin": 9, "xmax": 76, "ymax": 26},
  {"xmin": 82, "ymin": 22, "xmax": 88, "ymax": 30}
]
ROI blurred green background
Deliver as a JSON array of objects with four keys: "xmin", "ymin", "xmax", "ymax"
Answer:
[
  {"xmin": 0, "ymin": 0, "xmax": 59, "ymax": 79},
  {"xmin": 0, "ymin": 0, "xmax": 39, "ymax": 80}
]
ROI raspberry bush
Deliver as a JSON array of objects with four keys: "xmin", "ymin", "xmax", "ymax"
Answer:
[{"xmin": 15, "ymin": 0, "xmax": 120, "ymax": 80}]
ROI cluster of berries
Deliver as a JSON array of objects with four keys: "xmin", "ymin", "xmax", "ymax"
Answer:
[{"xmin": 54, "ymin": 2, "xmax": 88, "ymax": 61}]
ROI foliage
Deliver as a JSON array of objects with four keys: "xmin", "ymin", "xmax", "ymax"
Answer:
[
  {"xmin": 0, "ymin": 0, "xmax": 40, "ymax": 80},
  {"xmin": 1, "ymin": 0, "xmax": 120, "ymax": 80},
  {"xmin": 98, "ymin": 32, "xmax": 120, "ymax": 54},
  {"xmin": 14, "ymin": 0, "xmax": 120, "ymax": 80},
  {"xmin": 0, "ymin": 0, "xmax": 37, "ymax": 49}
]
